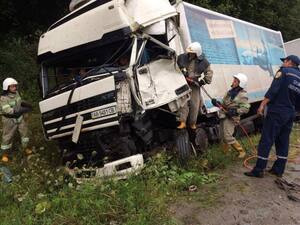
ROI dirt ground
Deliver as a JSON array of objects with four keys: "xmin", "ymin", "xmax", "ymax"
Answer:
[{"xmin": 171, "ymin": 154, "xmax": 300, "ymax": 225}]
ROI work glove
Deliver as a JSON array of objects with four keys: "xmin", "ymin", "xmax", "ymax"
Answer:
[
  {"xmin": 226, "ymin": 108, "xmax": 239, "ymax": 118},
  {"xmin": 181, "ymin": 68, "xmax": 188, "ymax": 77},
  {"xmin": 21, "ymin": 101, "xmax": 33, "ymax": 110},
  {"xmin": 13, "ymin": 106, "xmax": 32, "ymax": 118},
  {"xmin": 198, "ymin": 79, "xmax": 206, "ymax": 86},
  {"xmin": 211, "ymin": 98, "xmax": 222, "ymax": 107},
  {"xmin": 185, "ymin": 77, "xmax": 199, "ymax": 86}
]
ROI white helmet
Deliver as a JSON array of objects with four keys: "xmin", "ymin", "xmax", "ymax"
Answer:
[
  {"xmin": 3, "ymin": 78, "xmax": 18, "ymax": 91},
  {"xmin": 186, "ymin": 42, "xmax": 202, "ymax": 57},
  {"xmin": 233, "ymin": 73, "xmax": 248, "ymax": 89}
]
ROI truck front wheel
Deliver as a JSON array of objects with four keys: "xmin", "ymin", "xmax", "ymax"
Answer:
[
  {"xmin": 174, "ymin": 129, "xmax": 191, "ymax": 166},
  {"xmin": 193, "ymin": 127, "xmax": 209, "ymax": 153}
]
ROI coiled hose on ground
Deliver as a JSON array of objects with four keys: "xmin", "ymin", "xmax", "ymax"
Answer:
[{"xmin": 239, "ymin": 122, "xmax": 300, "ymax": 170}]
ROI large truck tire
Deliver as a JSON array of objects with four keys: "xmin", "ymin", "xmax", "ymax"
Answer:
[
  {"xmin": 194, "ymin": 127, "xmax": 209, "ymax": 153},
  {"xmin": 174, "ymin": 129, "xmax": 191, "ymax": 166},
  {"xmin": 118, "ymin": 137, "xmax": 137, "ymax": 158}
]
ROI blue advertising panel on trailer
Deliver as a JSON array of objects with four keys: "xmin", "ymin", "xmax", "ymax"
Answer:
[{"xmin": 179, "ymin": 2, "xmax": 285, "ymax": 111}]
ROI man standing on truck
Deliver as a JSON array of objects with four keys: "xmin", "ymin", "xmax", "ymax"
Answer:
[
  {"xmin": 244, "ymin": 55, "xmax": 300, "ymax": 178},
  {"xmin": 0, "ymin": 78, "xmax": 32, "ymax": 162},
  {"xmin": 177, "ymin": 42, "xmax": 213, "ymax": 130},
  {"xmin": 211, "ymin": 73, "xmax": 250, "ymax": 158}
]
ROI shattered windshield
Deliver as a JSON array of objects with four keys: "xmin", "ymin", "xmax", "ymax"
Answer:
[
  {"xmin": 136, "ymin": 34, "xmax": 173, "ymax": 66},
  {"xmin": 41, "ymin": 32, "xmax": 175, "ymax": 98},
  {"xmin": 45, "ymin": 66, "xmax": 86, "ymax": 95},
  {"xmin": 42, "ymin": 39, "xmax": 133, "ymax": 98}
]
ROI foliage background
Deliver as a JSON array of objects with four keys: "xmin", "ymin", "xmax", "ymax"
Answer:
[{"xmin": 0, "ymin": 0, "xmax": 300, "ymax": 99}]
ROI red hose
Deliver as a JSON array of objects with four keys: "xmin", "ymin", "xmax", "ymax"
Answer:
[{"xmin": 238, "ymin": 123, "xmax": 300, "ymax": 170}]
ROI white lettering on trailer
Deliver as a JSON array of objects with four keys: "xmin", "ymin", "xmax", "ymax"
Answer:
[{"xmin": 205, "ymin": 19, "xmax": 236, "ymax": 39}]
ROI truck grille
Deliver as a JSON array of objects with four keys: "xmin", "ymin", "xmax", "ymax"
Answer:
[{"xmin": 42, "ymin": 90, "xmax": 118, "ymax": 139}]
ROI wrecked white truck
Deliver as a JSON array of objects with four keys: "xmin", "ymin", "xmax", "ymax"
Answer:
[
  {"xmin": 37, "ymin": 0, "xmax": 286, "ymax": 167},
  {"xmin": 37, "ymin": 0, "xmax": 191, "ymax": 166}
]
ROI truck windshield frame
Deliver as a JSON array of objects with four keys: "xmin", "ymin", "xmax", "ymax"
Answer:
[{"xmin": 40, "ymin": 33, "xmax": 175, "ymax": 99}]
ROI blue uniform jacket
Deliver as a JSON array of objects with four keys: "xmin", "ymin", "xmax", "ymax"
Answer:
[{"xmin": 265, "ymin": 66, "xmax": 300, "ymax": 115}]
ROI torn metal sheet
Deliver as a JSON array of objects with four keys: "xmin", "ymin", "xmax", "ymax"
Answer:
[{"xmin": 67, "ymin": 154, "xmax": 144, "ymax": 182}]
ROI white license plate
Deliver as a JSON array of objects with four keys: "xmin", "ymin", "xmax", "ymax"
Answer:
[{"xmin": 91, "ymin": 106, "xmax": 117, "ymax": 119}]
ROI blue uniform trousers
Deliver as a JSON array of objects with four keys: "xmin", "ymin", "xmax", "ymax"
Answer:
[{"xmin": 253, "ymin": 112, "xmax": 294, "ymax": 175}]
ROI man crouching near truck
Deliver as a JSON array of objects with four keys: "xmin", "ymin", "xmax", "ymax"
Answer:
[
  {"xmin": 211, "ymin": 73, "xmax": 250, "ymax": 158},
  {"xmin": 177, "ymin": 42, "xmax": 213, "ymax": 131}
]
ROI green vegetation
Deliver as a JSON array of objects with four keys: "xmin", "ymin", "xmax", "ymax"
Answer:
[
  {"xmin": 1, "ymin": 1, "xmax": 300, "ymax": 224},
  {"xmin": 0, "ymin": 151, "xmax": 220, "ymax": 224},
  {"xmin": 0, "ymin": 38, "xmax": 39, "ymax": 102},
  {"xmin": 0, "ymin": 113, "xmax": 262, "ymax": 225},
  {"xmin": 1, "ymin": 115, "xmax": 299, "ymax": 224}
]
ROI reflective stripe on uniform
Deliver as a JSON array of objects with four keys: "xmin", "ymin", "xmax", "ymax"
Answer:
[
  {"xmin": 16, "ymin": 116, "xmax": 23, "ymax": 123},
  {"xmin": 277, "ymin": 155, "xmax": 288, "ymax": 160},
  {"xmin": 2, "ymin": 104, "xmax": 11, "ymax": 110},
  {"xmin": 1, "ymin": 143, "xmax": 12, "ymax": 150},
  {"xmin": 8, "ymin": 100, "xmax": 16, "ymax": 105},
  {"xmin": 239, "ymin": 103, "xmax": 250, "ymax": 109},
  {"xmin": 257, "ymin": 155, "xmax": 268, "ymax": 160},
  {"xmin": 286, "ymin": 73, "xmax": 300, "ymax": 81}
]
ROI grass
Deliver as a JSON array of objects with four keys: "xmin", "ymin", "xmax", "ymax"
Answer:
[
  {"xmin": 1, "ymin": 114, "xmax": 299, "ymax": 225},
  {"xmin": 0, "ymin": 150, "xmax": 222, "ymax": 225}
]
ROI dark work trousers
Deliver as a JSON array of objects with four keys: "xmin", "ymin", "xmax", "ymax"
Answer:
[{"xmin": 254, "ymin": 112, "xmax": 294, "ymax": 175}]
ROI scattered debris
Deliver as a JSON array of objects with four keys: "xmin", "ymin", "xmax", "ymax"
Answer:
[
  {"xmin": 0, "ymin": 166, "xmax": 13, "ymax": 183},
  {"xmin": 188, "ymin": 185, "xmax": 198, "ymax": 192},
  {"xmin": 275, "ymin": 178, "xmax": 300, "ymax": 202},
  {"xmin": 66, "ymin": 154, "xmax": 144, "ymax": 182}
]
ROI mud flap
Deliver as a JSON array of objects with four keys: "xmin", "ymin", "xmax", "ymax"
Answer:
[
  {"xmin": 174, "ymin": 129, "xmax": 191, "ymax": 166},
  {"xmin": 72, "ymin": 115, "xmax": 84, "ymax": 143}
]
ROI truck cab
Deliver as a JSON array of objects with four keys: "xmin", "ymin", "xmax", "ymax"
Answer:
[{"xmin": 38, "ymin": 0, "xmax": 190, "ymax": 166}]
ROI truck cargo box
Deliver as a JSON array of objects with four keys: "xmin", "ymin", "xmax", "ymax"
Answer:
[
  {"xmin": 284, "ymin": 38, "xmax": 300, "ymax": 57},
  {"xmin": 178, "ymin": 2, "xmax": 286, "ymax": 113}
]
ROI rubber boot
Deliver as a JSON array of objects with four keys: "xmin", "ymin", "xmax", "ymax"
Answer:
[
  {"xmin": 1, "ymin": 153, "xmax": 9, "ymax": 163},
  {"xmin": 222, "ymin": 143, "xmax": 230, "ymax": 154},
  {"xmin": 24, "ymin": 148, "xmax": 33, "ymax": 156},
  {"xmin": 177, "ymin": 121, "xmax": 186, "ymax": 129},
  {"xmin": 244, "ymin": 170, "xmax": 264, "ymax": 178},
  {"xmin": 190, "ymin": 124, "xmax": 197, "ymax": 130},
  {"xmin": 231, "ymin": 141, "xmax": 246, "ymax": 158}
]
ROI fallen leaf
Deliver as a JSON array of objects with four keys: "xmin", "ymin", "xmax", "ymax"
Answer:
[{"xmin": 35, "ymin": 201, "xmax": 50, "ymax": 214}]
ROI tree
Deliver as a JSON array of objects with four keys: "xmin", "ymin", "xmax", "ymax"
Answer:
[{"xmin": 0, "ymin": 0, "xmax": 69, "ymax": 41}]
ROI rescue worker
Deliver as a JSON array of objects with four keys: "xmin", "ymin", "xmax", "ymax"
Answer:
[
  {"xmin": 0, "ymin": 78, "xmax": 32, "ymax": 162},
  {"xmin": 244, "ymin": 55, "xmax": 300, "ymax": 178},
  {"xmin": 177, "ymin": 42, "xmax": 213, "ymax": 130},
  {"xmin": 211, "ymin": 73, "xmax": 250, "ymax": 158}
]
